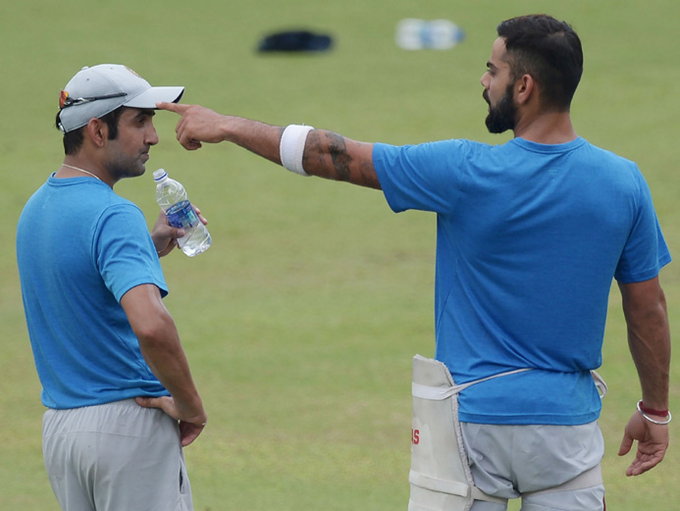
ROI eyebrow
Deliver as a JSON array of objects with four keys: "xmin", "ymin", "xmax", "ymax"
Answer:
[{"xmin": 135, "ymin": 109, "xmax": 156, "ymax": 119}]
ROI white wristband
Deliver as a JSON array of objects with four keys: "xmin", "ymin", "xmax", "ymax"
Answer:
[{"xmin": 280, "ymin": 124, "xmax": 314, "ymax": 176}]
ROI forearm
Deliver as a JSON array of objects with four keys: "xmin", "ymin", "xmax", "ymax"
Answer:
[
  {"xmin": 221, "ymin": 119, "xmax": 379, "ymax": 187},
  {"xmin": 627, "ymin": 308, "xmax": 670, "ymax": 409},
  {"xmin": 138, "ymin": 321, "xmax": 204, "ymax": 419},
  {"xmin": 620, "ymin": 279, "xmax": 671, "ymax": 409},
  {"xmin": 218, "ymin": 115, "xmax": 284, "ymax": 164}
]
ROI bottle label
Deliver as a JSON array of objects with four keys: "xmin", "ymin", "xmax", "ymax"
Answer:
[{"xmin": 165, "ymin": 200, "xmax": 199, "ymax": 229}]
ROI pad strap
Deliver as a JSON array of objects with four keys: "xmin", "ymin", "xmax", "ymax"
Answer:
[
  {"xmin": 412, "ymin": 368, "xmax": 532, "ymax": 401},
  {"xmin": 409, "ymin": 471, "xmax": 506, "ymax": 504},
  {"xmin": 524, "ymin": 464, "xmax": 603, "ymax": 497},
  {"xmin": 413, "ymin": 369, "xmax": 607, "ymax": 401}
]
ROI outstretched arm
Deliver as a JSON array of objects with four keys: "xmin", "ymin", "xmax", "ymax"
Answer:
[
  {"xmin": 617, "ymin": 277, "xmax": 671, "ymax": 476},
  {"xmin": 157, "ymin": 102, "xmax": 380, "ymax": 189}
]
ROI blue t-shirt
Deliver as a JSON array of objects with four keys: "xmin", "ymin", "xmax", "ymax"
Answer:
[
  {"xmin": 16, "ymin": 175, "xmax": 169, "ymax": 409},
  {"xmin": 373, "ymin": 137, "xmax": 670, "ymax": 425}
]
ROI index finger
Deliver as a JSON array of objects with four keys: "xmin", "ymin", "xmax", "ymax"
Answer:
[{"xmin": 156, "ymin": 101, "xmax": 190, "ymax": 114}]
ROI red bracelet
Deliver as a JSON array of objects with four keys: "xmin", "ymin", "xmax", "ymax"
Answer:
[{"xmin": 638, "ymin": 401, "xmax": 669, "ymax": 417}]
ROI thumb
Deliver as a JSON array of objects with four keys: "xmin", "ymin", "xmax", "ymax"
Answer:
[
  {"xmin": 169, "ymin": 226, "xmax": 186, "ymax": 238},
  {"xmin": 156, "ymin": 101, "xmax": 188, "ymax": 113},
  {"xmin": 618, "ymin": 433, "xmax": 633, "ymax": 456}
]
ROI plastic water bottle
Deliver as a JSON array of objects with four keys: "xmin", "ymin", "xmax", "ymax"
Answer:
[
  {"xmin": 153, "ymin": 169, "xmax": 211, "ymax": 257},
  {"xmin": 396, "ymin": 19, "xmax": 465, "ymax": 50}
]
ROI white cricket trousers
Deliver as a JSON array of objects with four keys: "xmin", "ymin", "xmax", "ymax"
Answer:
[
  {"xmin": 43, "ymin": 399, "xmax": 193, "ymax": 511},
  {"xmin": 462, "ymin": 421, "xmax": 605, "ymax": 511}
]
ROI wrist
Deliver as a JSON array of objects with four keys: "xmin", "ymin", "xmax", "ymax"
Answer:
[
  {"xmin": 218, "ymin": 116, "xmax": 233, "ymax": 142},
  {"xmin": 639, "ymin": 401, "xmax": 669, "ymax": 417},
  {"xmin": 637, "ymin": 400, "xmax": 672, "ymax": 425}
]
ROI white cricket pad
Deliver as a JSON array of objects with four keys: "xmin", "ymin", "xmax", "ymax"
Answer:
[{"xmin": 409, "ymin": 355, "xmax": 509, "ymax": 511}]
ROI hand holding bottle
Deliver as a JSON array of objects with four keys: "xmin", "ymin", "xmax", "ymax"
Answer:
[
  {"xmin": 151, "ymin": 208, "xmax": 208, "ymax": 257},
  {"xmin": 153, "ymin": 169, "xmax": 211, "ymax": 257}
]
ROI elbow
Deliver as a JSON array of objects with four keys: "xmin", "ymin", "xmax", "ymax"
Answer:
[
  {"xmin": 133, "ymin": 311, "xmax": 176, "ymax": 348},
  {"xmin": 621, "ymin": 278, "xmax": 668, "ymax": 320}
]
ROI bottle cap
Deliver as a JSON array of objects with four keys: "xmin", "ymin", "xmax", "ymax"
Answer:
[{"xmin": 153, "ymin": 168, "xmax": 168, "ymax": 181}]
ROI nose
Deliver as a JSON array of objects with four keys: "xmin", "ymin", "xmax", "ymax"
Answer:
[
  {"xmin": 480, "ymin": 71, "xmax": 490, "ymax": 89},
  {"xmin": 146, "ymin": 122, "xmax": 159, "ymax": 146}
]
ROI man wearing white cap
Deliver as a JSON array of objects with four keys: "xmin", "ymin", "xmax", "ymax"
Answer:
[{"xmin": 16, "ymin": 64, "xmax": 206, "ymax": 511}]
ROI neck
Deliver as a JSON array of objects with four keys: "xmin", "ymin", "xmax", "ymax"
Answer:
[
  {"xmin": 57, "ymin": 157, "xmax": 112, "ymax": 186},
  {"xmin": 513, "ymin": 110, "xmax": 577, "ymax": 144}
]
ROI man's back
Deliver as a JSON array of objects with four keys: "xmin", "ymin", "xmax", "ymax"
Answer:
[{"xmin": 373, "ymin": 136, "xmax": 670, "ymax": 424}]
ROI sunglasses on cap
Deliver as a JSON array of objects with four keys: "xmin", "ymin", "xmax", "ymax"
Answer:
[{"xmin": 59, "ymin": 90, "xmax": 127, "ymax": 109}]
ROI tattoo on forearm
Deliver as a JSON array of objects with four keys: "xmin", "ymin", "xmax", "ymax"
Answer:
[{"xmin": 326, "ymin": 132, "xmax": 352, "ymax": 181}]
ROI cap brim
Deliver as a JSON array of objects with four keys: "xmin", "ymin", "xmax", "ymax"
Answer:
[{"xmin": 124, "ymin": 86, "xmax": 184, "ymax": 108}]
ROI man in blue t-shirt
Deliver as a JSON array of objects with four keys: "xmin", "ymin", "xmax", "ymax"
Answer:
[
  {"xmin": 157, "ymin": 14, "xmax": 670, "ymax": 511},
  {"xmin": 16, "ymin": 64, "xmax": 207, "ymax": 511}
]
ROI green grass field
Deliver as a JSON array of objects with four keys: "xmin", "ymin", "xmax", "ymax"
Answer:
[{"xmin": 2, "ymin": 0, "xmax": 679, "ymax": 509}]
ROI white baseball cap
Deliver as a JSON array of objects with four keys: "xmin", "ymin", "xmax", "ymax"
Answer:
[{"xmin": 57, "ymin": 64, "xmax": 184, "ymax": 133}]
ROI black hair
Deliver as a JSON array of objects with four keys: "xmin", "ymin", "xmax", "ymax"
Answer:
[
  {"xmin": 497, "ymin": 14, "xmax": 583, "ymax": 110},
  {"xmin": 56, "ymin": 107, "xmax": 125, "ymax": 155}
]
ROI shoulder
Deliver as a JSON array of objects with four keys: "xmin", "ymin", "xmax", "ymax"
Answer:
[
  {"xmin": 98, "ymin": 194, "xmax": 146, "ymax": 221},
  {"xmin": 93, "ymin": 197, "xmax": 149, "ymax": 243},
  {"xmin": 578, "ymin": 139, "xmax": 638, "ymax": 170}
]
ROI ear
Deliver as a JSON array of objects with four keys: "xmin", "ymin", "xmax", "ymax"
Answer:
[
  {"xmin": 515, "ymin": 74, "xmax": 536, "ymax": 106},
  {"xmin": 83, "ymin": 118, "xmax": 108, "ymax": 148}
]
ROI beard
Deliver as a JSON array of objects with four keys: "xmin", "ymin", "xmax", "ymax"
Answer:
[
  {"xmin": 104, "ymin": 142, "xmax": 150, "ymax": 181},
  {"xmin": 484, "ymin": 84, "xmax": 517, "ymax": 134},
  {"xmin": 106, "ymin": 159, "xmax": 146, "ymax": 180}
]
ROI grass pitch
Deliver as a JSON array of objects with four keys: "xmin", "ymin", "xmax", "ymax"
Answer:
[{"xmin": 2, "ymin": 1, "xmax": 679, "ymax": 509}]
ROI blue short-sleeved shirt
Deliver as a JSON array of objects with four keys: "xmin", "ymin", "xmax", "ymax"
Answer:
[
  {"xmin": 374, "ymin": 137, "xmax": 670, "ymax": 424},
  {"xmin": 17, "ymin": 175, "xmax": 169, "ymax": 409}
]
